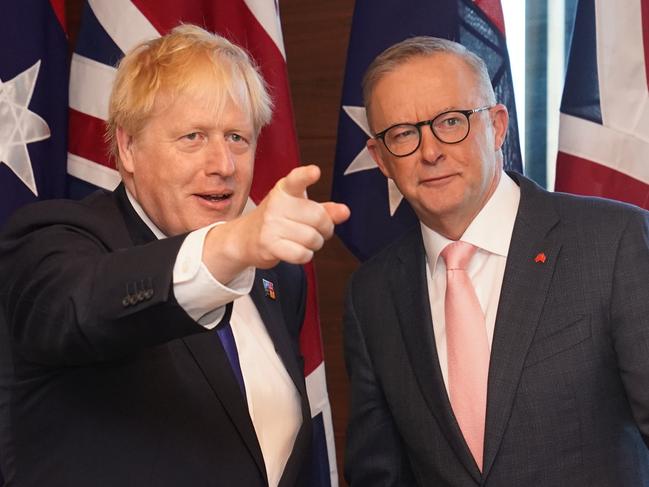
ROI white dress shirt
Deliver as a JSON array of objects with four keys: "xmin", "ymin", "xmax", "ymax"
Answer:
[
  {"xmin": 126, "ymin": 191, "xmax": 302, "ymax": 487},
  {"xmin": 420, "ymin": 172, "xmax": 521, "ymax": 390}
]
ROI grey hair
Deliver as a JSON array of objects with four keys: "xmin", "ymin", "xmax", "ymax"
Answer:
[{"xmin": 362, "ymin": 36, "xmax": 496, "ymax": 119}]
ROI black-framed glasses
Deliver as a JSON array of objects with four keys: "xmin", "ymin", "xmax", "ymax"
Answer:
[{"xmin": 373, "ymin": 106, "xmax": 492, "ymax": 157}]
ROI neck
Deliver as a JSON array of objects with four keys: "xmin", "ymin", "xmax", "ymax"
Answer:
[{"xmin": 422, "ymin": 217, "xmax": 469, "ymax": 241}]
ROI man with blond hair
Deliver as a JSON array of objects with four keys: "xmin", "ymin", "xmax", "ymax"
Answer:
[
  {"xmin": 344, "ymin": 36, "xmax": 649, "ymax": 486},
  {"xmin": 0, "ymin": 25, "xmax": 348, "ymax": 487}
]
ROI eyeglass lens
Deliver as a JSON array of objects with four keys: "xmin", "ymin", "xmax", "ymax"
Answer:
[{"xmin": 383, "ymin": 111, "xmax": 471, "ymax": 156}]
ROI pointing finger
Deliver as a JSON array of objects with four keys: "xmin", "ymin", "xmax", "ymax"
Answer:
[
  {"xmin": 322, "ymin": 202, "xmax": 351, "ymax": 225},
  {"xmin": 278, "ymin": 165, "xmax": 321, "ymax": 198}
]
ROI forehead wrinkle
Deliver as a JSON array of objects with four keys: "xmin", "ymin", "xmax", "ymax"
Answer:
[
  {"xmin": 375, "ymin": 97, "xmax": 459, "ymax": 131},
  {"xmin": 152, "ymin": 86, "xmax": 252, "ymax": 134},
  {"xmin": 370, "ymin": 63, "xmax": 464, "ymax": 131}
]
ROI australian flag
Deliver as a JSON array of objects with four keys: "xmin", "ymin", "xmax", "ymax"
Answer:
[
  {"xmin": 0, "ymin": 0, "xmax": 68, "ymax": 229},
  {"xmin": 555, "ymin": 0, "xmax": 649, "ymax": 207},
  {"xmin": 332, "ymin": 0, "xmax": 523, "ymax": 261}
]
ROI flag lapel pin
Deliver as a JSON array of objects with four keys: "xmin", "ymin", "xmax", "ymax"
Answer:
[
  {"xmin": 262, "ymin": 278, "xmax": 276, "ymax": 300},
  {"xmin": 534, "ymin": 252, "xmax": 547, "ymax": 264}
]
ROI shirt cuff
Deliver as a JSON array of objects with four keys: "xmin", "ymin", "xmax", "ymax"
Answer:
[{"xmin": 173, "ymin": 222, "xmax": 255, "ymax": 328}]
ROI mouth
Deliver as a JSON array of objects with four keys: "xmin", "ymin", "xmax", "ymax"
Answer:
[
  {"xmin": 197, "ymin": 192, "xmax": 232, "ymax": 202},
  {"xmin": 194, "ymin": 191, "xmax": 234, "ymax": 211},
  {"xmin": 421, "ymin": 173, "xmax": 456, "ymax": 185}
]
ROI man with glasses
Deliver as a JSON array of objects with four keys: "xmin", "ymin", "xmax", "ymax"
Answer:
[{"xmin": 343, "ymin": 36, "xmax": 649, "ymax": 486}]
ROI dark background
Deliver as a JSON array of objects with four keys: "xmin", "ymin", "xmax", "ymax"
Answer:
[{"xmin": 65, "ymin": 0, "xmax": 358, "ymax": 481}]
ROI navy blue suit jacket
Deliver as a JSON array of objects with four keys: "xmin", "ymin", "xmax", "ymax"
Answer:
[{"xmin": 0, "ymin": 185, "xmax": 312, "ymax": 487}]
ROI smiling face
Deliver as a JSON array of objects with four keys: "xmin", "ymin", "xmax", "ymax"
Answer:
[
  {"xmin": 366, "ymin": 53, "xmax": 508, "ymax": 239},
  {"xmin": 117, "ymin": 89, "xmax": 256, "ymax": 236}
]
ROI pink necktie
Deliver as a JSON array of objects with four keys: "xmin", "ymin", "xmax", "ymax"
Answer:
[{"xmin": 441, "ymin": 241, "xmax": 490, "ymax": 471}]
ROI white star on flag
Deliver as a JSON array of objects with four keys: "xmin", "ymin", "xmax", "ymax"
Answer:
[
  {"xmin": 342, "ymin": 105, "xmax": 405, "ymax": 216},
  {"xmin": 0, "ymin": 60, "xmax": 51, "ymax": 196}
]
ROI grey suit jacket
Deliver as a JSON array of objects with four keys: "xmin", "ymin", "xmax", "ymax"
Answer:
[{"xmin": 344, "ymin": 172, "xmax": 649, "ymax": 486}]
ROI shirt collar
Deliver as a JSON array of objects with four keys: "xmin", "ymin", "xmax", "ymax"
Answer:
[
  {"xmin": 125, "ymin": 188, "xmax": 167, "ymax": 240},
  {"xmin": 421, "ymin": 171, "xmax": 521, "ymax": 270}
]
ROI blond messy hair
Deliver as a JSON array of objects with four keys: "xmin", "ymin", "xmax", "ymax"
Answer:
[{"xmin": 106, "ymin": 24, "xmax": 273, "ymax": 164}]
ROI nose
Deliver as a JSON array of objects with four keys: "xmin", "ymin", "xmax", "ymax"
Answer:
[
  {"xmin": 205, "ymin": 138, "xmax": 235, "ymax": 177},
  {"xmin": 418, "ymin": 124, "xmax": 444, "ymax": 164}
]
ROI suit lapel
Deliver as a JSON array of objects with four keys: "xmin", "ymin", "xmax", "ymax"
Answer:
[
  {"xmin": 183, "ymin": 267, "xmax": 313, "ymax": 484},
  {"xmin": 482, "ymin": 174, "xmax": 562, "ymax": 478},
  {"xmin": 250, "ymin": 269, "xmax": 308, "ymax": 400},
  {"xmin": 392, "ymin": 229, "xmax": 481, "ymax": 482},
  {"xmin": 249, "ymin": 269, "xmax": 311, "ymax": 487},
  {"xmin": 181, "ymin": 312, "xmax": 267, "ymax": 482},
  {"xmin": 113, "ymin": 184, "xmax": 159, "ymax": 246}
]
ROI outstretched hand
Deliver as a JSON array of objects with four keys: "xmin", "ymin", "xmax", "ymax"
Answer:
[{"xmin": 203, "ymin": 165, "xmax": 350, "ymax": 283}]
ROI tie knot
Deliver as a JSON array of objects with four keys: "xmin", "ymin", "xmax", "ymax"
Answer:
[{"xmin": 441, "ymin": 241, "xmax": 477, "ymax": 270}]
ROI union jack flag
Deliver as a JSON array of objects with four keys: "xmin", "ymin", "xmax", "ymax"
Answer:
[
  {"xmin": 555, "ymin": 0, "xmax": 649, "ymax": 207},
  {"xmin": 331, "ymin": 0, "xmax": 523, "ymax": 261}
]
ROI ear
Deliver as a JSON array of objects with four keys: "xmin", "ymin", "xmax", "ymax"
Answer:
[
  {"xmin": 367, "ymin": 138, "xmax": 393, "ymax": 180},
  {"xmin": 491, "ymin": 103, "xmax": 509, "ymax": 151},
  {"xmin": 116, "ymin": 126, "xmax": 136, "ymax": 174}
]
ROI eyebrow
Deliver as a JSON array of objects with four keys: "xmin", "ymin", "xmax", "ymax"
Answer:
[{"xmin": 387, "ymin": 106, "xmax": 461, "ymax": 125}]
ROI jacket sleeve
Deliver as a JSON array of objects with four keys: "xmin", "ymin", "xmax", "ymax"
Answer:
[
  {"xmin": 343, "ymin": 276, "xmax": 417, "ymax": 486},
  {"xmin": 0, "ymin": 206, "xmax": 206, "ymax": 366},
  {"xmin": 610, "ymin": 208, "xmax": 649, "ymax": 448}
]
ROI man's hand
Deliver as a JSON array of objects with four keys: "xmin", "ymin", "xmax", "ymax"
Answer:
[{"xmin": 203, "ymin": 165, "xmax": 350, "ymax": 283}]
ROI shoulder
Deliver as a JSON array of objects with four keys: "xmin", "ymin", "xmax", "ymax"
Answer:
[
  {"xmin": 273, "ymin": 260, "xmax": 305, "ymax": 283},
  {"xmin": 0, "ymin": 189, "xmax": 138, "ymax": 276},
  {"xmin": 1, "ymin": 189, "xmax": 122, "ymax": 240},
  {"xmin": 349, "ymin": 225, "xmax": 422, "ymax": 289},
  {"xmin": 267, "ymin": 261, "xmax": 306, "ymax": 304},
  {"xmin": 513, "ymin": 171, "xmax": 648, "ymax": 232}
]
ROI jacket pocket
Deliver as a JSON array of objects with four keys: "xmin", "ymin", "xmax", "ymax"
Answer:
[{"xmin": 524, "ymin": 315, "xmax": 591, "ymax": 367}]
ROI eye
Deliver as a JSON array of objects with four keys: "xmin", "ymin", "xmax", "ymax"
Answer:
[
  {"xmin": 226, "ymin": 132, "xmax": 253, "ymax": 154},
  {"xmin": 441, "ymin": 116, "xmax": 461, "ymax": 127},
  {"xmin": 228, "ymin": 133, "xmax": 246, "ymax": 143},
  {"xmin": 395, "ymin": 128, "xmax": 416, "ymax": 139},
  {"xmin": 180, "ymin": 132, "xmax": 206, "ymax": 143},
  {"xmin": 387, "ymin": 125, "xmax": 418, "ymax": 143},
  {"xmin": 175, "ymin": 132, "xmax": 207, "ymax": 152},
  {"xmin": 435, "ymin": 113, "xmax": 466, "ymax": 131}
]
